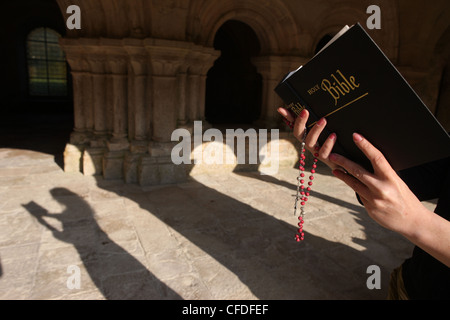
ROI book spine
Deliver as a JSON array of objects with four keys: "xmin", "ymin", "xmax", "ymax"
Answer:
[
  {"xmin": 275, "ymin": 80, "xmax": 325, "ymax": 130},
  {"xmin": 283, "ymin": 81, "xmax": 321, "ymax": 126},
  {"xmin": 275, "ymin": 79, "xmax": 334, "ymax": 145}
]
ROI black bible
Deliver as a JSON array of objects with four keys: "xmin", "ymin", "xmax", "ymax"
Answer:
[{"xmin": 275, "ymin": 23, "xmax": 450, "ymax": 172}]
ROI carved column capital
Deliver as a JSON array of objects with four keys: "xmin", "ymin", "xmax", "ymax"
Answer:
[
  {"xmin": 144, "ymin": 38, "xmax": 193, "ymax": 76},
  {"xmin": 124, "ymin": 39, "xmax": 148, "ymax": 76},
  {"xmin": 186, "ymin": 45, "xmax": 220, "ymax": 75}
]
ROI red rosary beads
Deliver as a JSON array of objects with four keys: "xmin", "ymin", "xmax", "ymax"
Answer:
[
  {"xmin": 294, "ymin": 144, "xmax": 318, "ymax": 242},
  {"xmin": 284, "ymin": 117, "xmax": 318, "ymax": 242}
]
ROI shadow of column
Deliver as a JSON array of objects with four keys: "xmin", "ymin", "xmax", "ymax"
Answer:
[
  {"xmin": 19, "ymin": 164, "xmax": 410, "ymax": 299},
  {"xmin": 97, "ymin": 173, "xmax": 399, "ymax": 299},
  {"xmin": 23, "ymin": 188, "xmax": 181, "ymax": 300}
]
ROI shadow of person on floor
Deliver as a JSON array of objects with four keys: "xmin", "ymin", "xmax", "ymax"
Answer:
[{"xmin": 23, "ymin": 188, "xmax": 181, "ymax": 300}]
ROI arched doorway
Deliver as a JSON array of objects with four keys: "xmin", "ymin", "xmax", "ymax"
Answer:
[
  {"xmin": 205, "ymin": 20, "xmax": 262, "ymax": 125},
  {"xmin": 0, "ymin": 0, "xmax": 73, "ymax": 168}
]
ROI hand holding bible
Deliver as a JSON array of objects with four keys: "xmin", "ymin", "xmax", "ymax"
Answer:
[{"xmin": 328, "ymin": 133, "xmax": 425, "ymax": 236}]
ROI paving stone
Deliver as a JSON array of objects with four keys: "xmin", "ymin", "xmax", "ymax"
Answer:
[{"xmin": 0, "ymin": 147, "xmax": 418, "ymax": 300}]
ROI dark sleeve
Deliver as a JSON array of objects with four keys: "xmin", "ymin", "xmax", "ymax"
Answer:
[
  {"xmin": 355, "ymin": 156, "xmax": 450, "ymax": 205},
  {"xmin": 398, "ymin": 157, "xmax": 450, "ymax": 201}
]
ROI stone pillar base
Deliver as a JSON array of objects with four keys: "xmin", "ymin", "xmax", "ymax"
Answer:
[
  {"xmin": 63, "ymin": 133, "xmax": 302, "ymax": 185},
  {"xmin": 124, "ymin": 153, "xmax": 139, "ymax": 184},
  {"xmin": 83, "ymin": 147, "xmax": 105, "ymax": 176},
  {"xmin": 138, "ymin": 156, "xmax": 187, "ymax": 186},
  {"xmin": 63, "ymin": 143, "xmax": 84, "ymax": 173},
  {"xmin": 103, "ymin": 151, "xmax": 126, "ymax": 180}
]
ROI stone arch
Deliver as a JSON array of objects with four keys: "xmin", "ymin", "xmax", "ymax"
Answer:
[
  {"xmin": 311, "ymin": 2, "xmax": 398, "ymax": 62},
  {"xmin": 205, "ymin": 20, "xmax": 263, "ymax": 124},
  {"xmin": 310, "ymin": 6, "xmax": 366, "ymax": 54},
  {"xmin": 207, "ymin": 10, "xmax": 280, "ymax": 55},
  {"xmin": 186, "ymin": 0, "xmax": 302, "ymax": 55},
  {"xmin": 186, "ymin": 0, "xmax": 304, "ymax": 129},
  {"xmin": 56, "ymin": 0, "xmax": 103, "ymax": 37},
  {"xmin": 421, "ymin": 9, "xmax": 450, "ymax": 69},
  {"xmin": 56, "ymin": 0, "xmax": 152, "ymax": 38}
]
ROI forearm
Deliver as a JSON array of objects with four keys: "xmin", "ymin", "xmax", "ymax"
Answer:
[{"xmin": 403, "ymin": 205, "xmax": 450, "ymax": 268}]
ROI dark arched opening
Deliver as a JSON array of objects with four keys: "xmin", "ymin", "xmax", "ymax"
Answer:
[
  {"xmin": 0, "ymin": 0, "xmax": 73, "ymax": 169},
  {"xmin": 205, "ymin": 20, "xmax": 262, "ymax": 125}
]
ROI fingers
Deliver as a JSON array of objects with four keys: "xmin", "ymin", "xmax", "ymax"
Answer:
[
  {"xmin": 277, "ymin": 107, "xmax": 310, "ymax": 141},
  {"xmin": 329, "ymin": 133, "xmax": 394, "ymax": 185},
  {"xmin": 316, "ymin": 133, "xmax": 336, "ymax": 160},
  {"xmin": 276, "ymin": 109, "xmax": 392, "ymax": 184},
  {"xmin": 332, "ymin": 169, "xmax": 371, "ymax": 201},
  {"xmin": 352, "ymin": 133, "xmax": 394, "ymax": 177},
  {"xmin": 304, "ymin": 117, "xmax": 326, "ymax": 151},
  {"xmin": 277, "ymin": 107, "xmax": 295, "ymax": 123},
  {"xmin": 293, "ymin": 109, "xmax": 309, "ymax": 141},
  {"xmin": 329, "ymin": 152, "xmax": 378, "ymax": 188}
]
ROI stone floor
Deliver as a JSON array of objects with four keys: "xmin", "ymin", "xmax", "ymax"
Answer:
[
  {"xmin": 0, "ymin": 113, "xmax": 437, "ymax": 300},
  {"xmin": 0, "ymin": 144, "xmax": 438, "ymax": 300}
]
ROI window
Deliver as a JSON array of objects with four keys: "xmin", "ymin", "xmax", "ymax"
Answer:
[{"xmin": 26, "ymin": 27, "xmax": 68, "ymax": 97}]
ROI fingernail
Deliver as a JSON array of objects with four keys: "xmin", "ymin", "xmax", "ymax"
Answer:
[
  {"xmin": 332, "ymin": 168, "xmax": 347, "ymax": 177},
  {"xmin": 329, "ymin": 153, "xmax": 338, "ymax": 161},
  {"xmin": 318, "ymin": 118, "xmax": 326, "ymax": 126},
  {"xmin": 334, "ymin": 167, "xmax": 347, "ymax": 174},
  {"xmin": 353, "ymin": 133, "xmax": 363, "ymax": 142},
  {"xmin": 328, "ymin": 133, "xmax": 336, "ymax": 140},
  {"xmin": 300, "ymin": 109, "xmax": 307, "ymax": 118}
]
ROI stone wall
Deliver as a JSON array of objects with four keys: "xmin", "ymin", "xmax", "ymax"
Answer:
[
  {"xmin": 60, "ymin": 37, "xmax": 220, "ymax": 184},
  {"xmin": 55, "ymin": 0, "xmax": 450, "ymax": 185}
]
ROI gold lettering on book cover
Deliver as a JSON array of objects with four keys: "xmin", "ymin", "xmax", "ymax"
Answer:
[
  {"xmin": 286, "ymin": 102, "xmax": 305, "ymax": 116},
  {"xmin": 307, "ymin": 84, "xmax": 320, "ymax": 95},
  {"xmin": 321, "ymin": 69, "xmax": 360, "ymax": 106},
  {"xmin": 307, "ymin": 92, "xmax": 369, "ymax": 128}
]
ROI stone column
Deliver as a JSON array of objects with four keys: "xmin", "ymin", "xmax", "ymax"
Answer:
[
  {"xmin": 71, "ymin": 72, "xmax": 86, "ymax": 136},
  {"xmin": 81, "ymin": 73, "xmax": 94, "ymax": 133},
  {"xmin": 197, "ymin": 74, "xmax": 208, "ymax": 121},
  {"xmin": 102, "ymin": 44, "xmax": 130, "ymax": 180},
  {"xmin": 177, "ymin": 72, "xmax": 188, "ymax": 127},
  {"xmin": 187, "ymin": 73, "xmax": 201, "ymax": 122},
  {"xmin": 131, "ymin": 73, "xmax": 148, "ymax": 141},
  {"xmin": 79, "ymin": 44, "xmax": 109, "ymax": 177},
  {"xmin": 63, "ymin": 70, "xmax": 86, "ymax": 173},
  {"xmin": 106, "ymin": 53, "xmax": 129, "ymax": 145},
  {"xmin": 124, "ymin": 40, "xmax": 149, "ymax": 183},
  {"xmin": 59, "ymin": 40, "xmax": 91, "ymax": 173},
  {"xmin": 137, "ymin": 39, "xmax": 194, "ymax": 185},
  {"xmin": 124, "ymin": 40, "xmax": 149, "ymax": 142},
  {"xmin": 145, "ymin": 39, "xmax": 192, "ymax": 145},
  {"xmin": 88, "ymin": 59, "xmax": 108, "ymax": 139},
  {"xmin": 185, "ymin": 46, "xmax": 219, "ymax": 129}
]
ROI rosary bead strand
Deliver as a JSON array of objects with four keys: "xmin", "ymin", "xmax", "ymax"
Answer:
[
  {"xmin": 293, "ymin": 143, "xmax": 318, "ymax": 242},
  {"xmin": 281, "ymin": 116, "xmax": 318, "ymax": 242}
]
